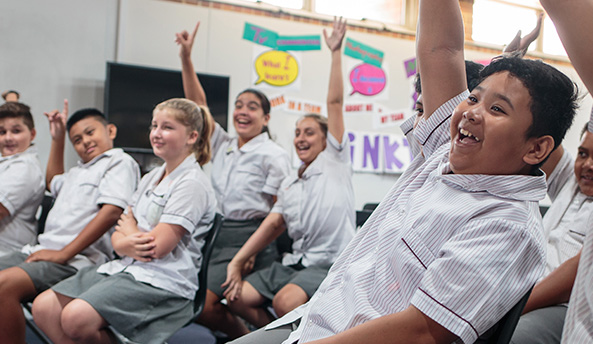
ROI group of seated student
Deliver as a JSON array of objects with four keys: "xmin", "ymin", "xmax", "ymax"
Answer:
[{"xmin": 1, "ymin": 0, "xmax": 593, "ymax": 342}]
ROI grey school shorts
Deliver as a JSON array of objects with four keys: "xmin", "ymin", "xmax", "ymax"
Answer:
[
  {"xmin": 0, "ymin": 251, "xmax": 77, "ymax": 295},
  {"xmin": 53, "ymin": 266, "xmax": 193, "ymax": 344},
  {"xmin": 245, "ymin": 261, "xmax": 330, "ymax": 300}
]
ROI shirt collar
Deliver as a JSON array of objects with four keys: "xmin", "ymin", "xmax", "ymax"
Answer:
[
  {"xmin": 0, "ymin": 144, "xmax": 37, "ymax": 162},
  {"xmin": 77, "ymin": 147, "xmax": 121, "ymax": 167},
  {"xmin": 152, "ymin": 154, "xmax": 197, "ymax": 194},
  {"xmin": 437, "ymin": 160, "xmax": 547, "ymax": 202},
  {"xmin": 237, "ymin": 132, "xmax": 269, "ymax": 153}
]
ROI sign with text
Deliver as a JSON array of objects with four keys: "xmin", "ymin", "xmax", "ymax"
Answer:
[{"xmin": 348, "ymin": 130, "xmax": 413, "ymax": 174}]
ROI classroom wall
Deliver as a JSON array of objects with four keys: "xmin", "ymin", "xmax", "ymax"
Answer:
[{"xmin": 2, "ymin": 0, "xmax": 591, "ymax": 208}]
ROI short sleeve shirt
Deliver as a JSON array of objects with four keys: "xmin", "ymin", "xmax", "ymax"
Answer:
[
  {"xmin": 22, "ymin": 148, "xmax": 140, "ymax": 270},
  {"xmin": 97, "ymin": 155, "xmax": 217, "ymax": 300},
  {"xmin": 210, "ymin": 123, "xmax": 290, "ymax": 220},
  {"xmin": 275, "ymin": 93, "xmax": 546, "ymax": 344},
  {"xmin": 0, "ymin": 145, "xmax": 44, "ymax": 253},
  {"xmin": 273, "ymin": 133, "xmax": 355, "ymax": 267},
  {"xmin": 542, "ymin": 149, "xmax": 593, "ymax": 275}
]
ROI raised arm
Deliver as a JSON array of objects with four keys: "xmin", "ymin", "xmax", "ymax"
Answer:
[
  {"xmin": 541, "ymin": 0, "xmax": 593, "ymax": 93},
  {"xmin": 176, "ymin": 21, "xmax": 207, "ymax": 107},
  {"xmin": 416, "ymin": 0, "xmax": 466, "ymax": 118},
  {"xmin": 503, "ymin": 12, "xmax": 544, "ymax": 57},
  {"xmin": 222, "ymin": 212, "xmax": 285, "ymax": 301},
  {"xmin": 323, "ymin": 17, "xmax": 346, "ymax": 142},
  {"xmin": 44, "ymin": 99, "xmax": 68, "ymax": 190}
]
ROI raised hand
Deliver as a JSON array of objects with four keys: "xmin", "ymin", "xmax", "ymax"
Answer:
[
  {"xmin": 175, "ymin": 21, "xmax": 200, "ymax": 59},
  {"xmin": 323, "ymin": 17, "xmax": 347, "ymax": 52},
  {"xmin": 44, "ymin": 99, "xmax": 68, "ymax": 141},
  {"xmin": 504, "ymin": 12, "xmax": 544, "ymax": 56}
]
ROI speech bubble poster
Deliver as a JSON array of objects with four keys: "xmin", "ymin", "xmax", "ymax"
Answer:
[
  {"xmin": 346, "ymin": 58, "xmax": 389, "ymax": 100},
  {"xmin": 251, "ymin": 45, "xmax": 302, "ymax": 91}
]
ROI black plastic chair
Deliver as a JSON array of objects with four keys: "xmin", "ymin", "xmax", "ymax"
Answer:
[
  {"xmin": 37, "ymin": 194, "xmax": 54, "ymax": 235},
  {"xmin": 190, "ymin": 212, "xmax": 224, "ymax": 321},
  {"xmin": 479, "ymin": 287, "xmax": 533, "ymax": 344}
]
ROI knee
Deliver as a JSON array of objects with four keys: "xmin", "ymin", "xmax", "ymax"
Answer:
[
  {"xmin": 60, "ymin": 300, "xmax": 97, "ymax": 341},
  {"xmin": 272, "ymin": 285, "xmax": 307, "ymax": 317},
  {"xmin": 32, "ymin": 290, "xmax": 58, "ymax": 326}
]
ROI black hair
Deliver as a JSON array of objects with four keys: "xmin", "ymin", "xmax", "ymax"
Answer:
[
  {"xmin": 479, "ymin": 57, "xmax": 578, "ymax": 154},
  {"xmin": 237, "ymin": 88, "xmax": 272, "ymax": 138},
  {"xmin": 415, "ymin": 60, "xmax": 485, "ymax": 94},
  {"xmin": 0, "ymin": 102, "xmax": 34, "ymax": 130},
  {"xmin": 66, "ymin": 108, "xmax": 108, "ymax": 132}
]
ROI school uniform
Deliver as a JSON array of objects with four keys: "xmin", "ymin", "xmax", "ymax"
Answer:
[
  {"xmin": 230, "ymin": 91, "xmax": 546, "ymax": 344},
  {"xmin": 208, "ymin": 123, "xmax": 291, "ymax": 296},
  {"xmin": 511, "ymin": 150, "xmax": 593, "ymax": 344},
  {"xmin": 0, "ymin": 145, "xmax": 44, "ymax": 254},
  {"xmin": 561, "ymin": 213, "xmax": 593, "ymax": 343},
  {"xmin": 53, "ymin": 154, "xmax": 216, "ymax": 343},
  {"xmin": 0, "ymin": 148, "xmax": 139, "ymax": 292},
  {"xmin": 246, "ymin": 133, "xmax": 355, "ymax": 299}
]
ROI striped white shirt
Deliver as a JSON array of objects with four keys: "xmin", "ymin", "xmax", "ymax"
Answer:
[
  {"xmin": 273, "ymin": 92, "xmax": 547, "ymax": 344},
  {"xmin": 561, "ymin": 212, "xmax": 593, "ymax": 342}
]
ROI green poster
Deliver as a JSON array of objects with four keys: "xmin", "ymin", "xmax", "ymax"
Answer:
[{"xmin": 344, "ymin": 38, "xmax": 384, "ymax": 67}]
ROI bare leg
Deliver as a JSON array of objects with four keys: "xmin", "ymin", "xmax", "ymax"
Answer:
[
  {"xmin": 197, "ymin": 290, "xmax": 250, "ymax": 339},
  {"xmin": 228, "ymin": 281, "xmax": 275, "ymax": 328},
  {"xmin": 0, "ymin": 267, "xmax": 37, "ymax": 343},
  {"xmin": 60, "ymin": 299, "xmax": 114, "ymax": 344},
  {"xmin": 272, "ymin": 283, "xmax": 308, "ymax": 317},
  {"xmin": 33, "ymin": 290, "xmax": 77, "ymax": 344}
]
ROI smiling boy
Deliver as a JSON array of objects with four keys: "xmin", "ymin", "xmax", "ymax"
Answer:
[
  {"xmin": 0, "ymin": 102, "xmax": 45, "ymax": 255},
  {"xmin": 0, "ymin": 101, "xmax": 140, "ymax": 342},
  {"xmin": 228, "ymin": 0, "xmax": 577, "ymax": 343}
]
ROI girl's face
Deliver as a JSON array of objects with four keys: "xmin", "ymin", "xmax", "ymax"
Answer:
[
  {"xmin": 294, "ymin": 117, "xmax": 327, "ymax": 166},
  {"xmin": 150, "ymin": 108, "xmax": 197, "ymax": 163},
  {"xmin": 233, "ymin": 92, "xmax": 269, "ymax": 145}
]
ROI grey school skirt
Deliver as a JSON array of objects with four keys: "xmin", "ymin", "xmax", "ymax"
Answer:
[
  {"xmin": 245, "ymin": 261, "xmax": 331, "ymax": 300},
  {"xmin": 52, "ymin": 266, "xmax": 193, "ymax": 344},
  {"xmin": 207, "ymin": 218, "xmax": 279, "ymax": 297}
]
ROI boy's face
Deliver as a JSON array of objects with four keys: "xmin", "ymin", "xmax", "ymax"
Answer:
[
  {"xmin": 449, "ymin": 71, "xmax": 537, "ymax": 175},
  {"xmin": 0, "ymin": 117, "xmax": 35, "ymax": 157},
  {"xmin": 68, "ymin": 117, "xmax": 115, "ymax": 163},
  {"xmin": 575, "ymin": 131, "xmax": 593, "ymax": 196}
]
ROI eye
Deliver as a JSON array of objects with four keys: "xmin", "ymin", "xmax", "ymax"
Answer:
[
  {"xmin": 578, "ymin": 151, "xmax": 588, "ymax": 159},
  {"xmin": 468, "ymin": 95, "xmax": 478, "ymax": 103},
  {"xmin": 0, "ymin": 130, "xmax": 6, "ymax": 135},
  {"xmin": 248, "ymin": 105, "xmax": 258, "ymax": 111},
  {"xmin": 149, "ymin": 124, "xmax": 156, "ymax": 131},
  {"xmin": 491, "ymin": 105, "xmax": 507, "ymax": 114}
]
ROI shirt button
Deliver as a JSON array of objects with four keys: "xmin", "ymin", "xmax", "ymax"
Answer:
[{"xmin": 374, "ymin": 247, "xmax": 379, "ymax": 253}]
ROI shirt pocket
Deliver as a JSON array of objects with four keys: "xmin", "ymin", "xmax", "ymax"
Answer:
[
  {"xmin": 146, "ymin": 195, "xmax": 167, "ymax": 228},
  {"xmin": 399, "ymin": 229, "xmax": 437, "ymax": 270},
  {"xmin": 78, "ymin": 170, "xmax": 103, "ymax": 197},
  {"xmin": 236, "ymin": 165, "xmax": 265, "ymax": 190}
]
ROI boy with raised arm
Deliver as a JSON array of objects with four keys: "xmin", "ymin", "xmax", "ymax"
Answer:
[
  {"xmin": 229, "ymin": 0, "xmax": 578, "ymax": 343},
  {"xmin": 0, "ymin": 101, "xmax": 139, "ymax": 342}
]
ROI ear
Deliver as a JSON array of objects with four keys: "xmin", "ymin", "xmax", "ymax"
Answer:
[
  {"xmin": 187, "ymin": 130, "xmax": 199, "ymax": 146},
  {"xmin": 107, "ymin": 123, "xmax": 117, "ymax": 140},
  {"xmin": 262, "ymin": 113, "xmax": 270, "ymax": 126},
  {"xmin": 523, "ymin": 135, "xmax": 554, "ymax": 166},
  {"xmin": 30, "ymin": 128, "xmax": 36, "ymax": 142}
]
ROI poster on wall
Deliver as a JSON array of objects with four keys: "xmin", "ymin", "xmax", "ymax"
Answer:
[
  {"xmin": 243, "ymin": 22, "xmax": 321, "ymax": 91},
  {"xmin": 344, "ymin": 38, "xmax": 389, "ymax": 100},
  {"xmin": 348, "ymin": 130, "xmax": 414, "ymax": 174}
]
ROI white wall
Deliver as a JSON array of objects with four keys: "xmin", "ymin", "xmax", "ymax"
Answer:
[{"xmin": 2, "ymin": 0, "xmax": 591, "ymax": 208}]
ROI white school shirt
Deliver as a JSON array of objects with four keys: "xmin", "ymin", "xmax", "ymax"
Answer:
[
  {"xmin": 561, "ymin": 212, "xmax": 593, "ymax": 342},
  {"xmin": 273, "ymin": 92, "xmax": 546, "ymax": 344},
  {"xmin": 542, "ymin": 149, "xmax": 592, "ymax": 276},
  {"xmin": 210, "ymin": 123, "xmax": 290, "ymax": 220},
  {"xmin": 0, "ymin": 145, "xmax": 44, "ymax": 254},
  {"xmin": 97, "ymin": 155, "xmax": 216, "ymax": 300},
  {"xmin": 22, "ymin": 148, "xmax": 140, "ymax": 270},
  {"xmin": 272, "ymin": 133, "xmax": 355, "ymax": 267}
]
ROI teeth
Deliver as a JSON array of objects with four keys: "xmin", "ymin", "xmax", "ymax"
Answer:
[{"xmin": 459, "ymin": 128, "xmax": 480, "ymax": 142}]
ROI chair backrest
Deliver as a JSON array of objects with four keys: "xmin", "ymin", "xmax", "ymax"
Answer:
[
  {"xmin": 356, "ymin": 210, "xmax": 373, "ymax": 228},
  {"xmin": 483, "ymin": 287, "xmax": 533, "ymax": 344},
  {"xmin": 37, "ymin": 194, "xmax": 54, "ymax": 235},
  {"xmin": 192, "ymin": 213, "xmax": 224, "ymax": 320}
]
